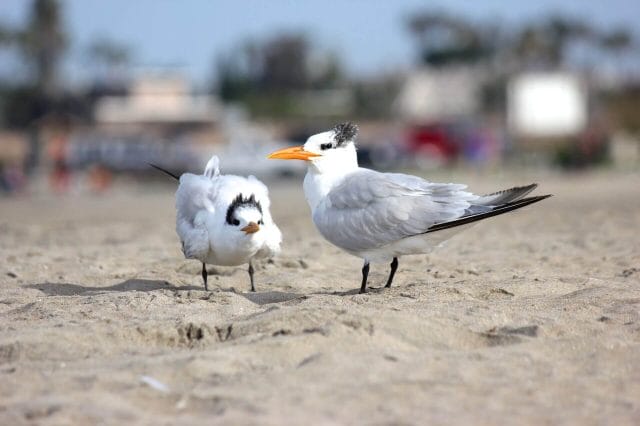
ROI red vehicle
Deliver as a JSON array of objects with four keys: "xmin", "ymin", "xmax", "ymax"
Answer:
[{"xmin": 404, "ymin": 123, "xmax": 461, "ymax": 167}]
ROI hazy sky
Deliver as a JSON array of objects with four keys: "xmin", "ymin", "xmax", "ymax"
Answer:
[{"xmin": 1, "ymin": 0, "xmax": 638, "ymax": 86}]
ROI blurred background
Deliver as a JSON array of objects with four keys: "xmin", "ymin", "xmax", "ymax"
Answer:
[{"xmin": 0, "ymin": 0, "xmax": 638, "ymax": 195}]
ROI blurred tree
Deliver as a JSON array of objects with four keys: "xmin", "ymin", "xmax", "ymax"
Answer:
[
  {"xmin": 86, "ymin": 38, "xmax": 131, "ymax": 76},
  {"xmin": 406, "ymin": 11, "xmax": 496, "ymax": 67},
  {"xmin": 599, "ymin": 28, "xmax": 635, "ymax": 76},
  {"xmin": 600, "ymin": 29, "xmax": 633, "ymax": 55},
  {"xmin": 215, "ymin": 42, "xmax": 257, "ymax": 101},
  {"xmin": 0, "ymin": 0, "xmax": 69, "ymax": 128},
  {"xmin": 260, "ymin": 34, "xmax": 309, "ymax": 91},
  {"xmin": 214, "ymin": 32, "xmax": 345, "ymax": 118},
  {"xmin": 84, "ymin": 38, "xmax": 132, "ymax": 96},
  {"xmin": 0, "ymin": 23, "xmax": 16, "ymax": 44},
  {"xmin": 19, "ymin": 0, "xmax": 68, "ymax": 97},
  {"xmin": 309, "ymin": 52, "xmax": 344, "ymax": 90},
  {"xmin": 353, "ymin": 75, "xmax": 401, "ymax": 119},
  {"xmin": 513, "ymin": 15, "xmax": 593, "ymax": 69}
]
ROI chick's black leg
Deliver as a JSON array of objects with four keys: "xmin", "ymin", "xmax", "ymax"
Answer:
[
  {"xmin": 384, "ymin": 257, "xmax": 399, "ymax": 288},
  {"xmin": 360, "ymin": 261, "xmax": 370, "ymax": 294},
  {"xmin": 201, "ymin": 262, "xmax": 208, "ymax": 291},
  {"xmin": 248, "ymin": 261, "xmax": 255, "ymax": 292}
]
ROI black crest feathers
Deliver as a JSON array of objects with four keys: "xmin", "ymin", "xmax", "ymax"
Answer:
[
  {"xmin": 333, "ymin": 122, "xmax": 358, "ymax": 146},
  {"xmin": 225, "ymin": 193, "xmax": 263, "ymax": 225}
]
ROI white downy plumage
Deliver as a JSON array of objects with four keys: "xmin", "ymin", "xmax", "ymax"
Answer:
[
  {"xmin": 172, "ymin": 155, "xmax": 281, "ymax": 292},
  {"xmin": 268, "ymin": 122, "xmax": 550, "ymax": 293}
]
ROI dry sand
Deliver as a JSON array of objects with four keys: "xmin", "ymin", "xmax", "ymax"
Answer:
[{"xmin": 1, "ymin": 170, "xmax": 639, "ymax": 425}]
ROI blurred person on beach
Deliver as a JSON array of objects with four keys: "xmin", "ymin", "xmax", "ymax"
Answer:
[{"xmin": 47, "ymin": 131, "xmax": 71, "ymax": 194}]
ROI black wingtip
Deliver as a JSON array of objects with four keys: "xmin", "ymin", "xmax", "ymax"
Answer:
[
  {"xmin": 148, "ymin": 163, "xmax": 180, "ymax": 181},
  {"xmin": 426, "ymin": 193, "xmax": 552, "ymax": 234}
]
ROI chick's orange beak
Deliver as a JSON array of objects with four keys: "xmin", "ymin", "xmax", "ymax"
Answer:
[
  {"xmin": 241, "ymin": 222, "xmax": 260, "ymax": 234},
  {"xmin": 267, "ymin": 145, "xmax": 320, "ymax": 161}
]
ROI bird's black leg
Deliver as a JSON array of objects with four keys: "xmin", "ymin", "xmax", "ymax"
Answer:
[
  {"xmin": 201, "ymin": 262, "xmax": 208, "ymax": 291},
  {"xmin": 360, "ymin": 261, "xmax": 370, "ymax": 294},
  {"xmin": 384, "ymin": 257, "xmax": 399, "ymax": 288},
  {"xmin": 248, "ymin": 261, "xmax": 256, "ymax": 292}
]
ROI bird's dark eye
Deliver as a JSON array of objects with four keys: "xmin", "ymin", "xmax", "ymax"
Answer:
[
  {"xmin": 320, "ymin": 143, "xmax": 333, "ymax": 150},
  {"xmin": 258, "ymin": 219, "xmax": 264, "ymax": 225},
  {"xmin": 232, "ymin": 219, "xmax": 240, "ymax": 226}
]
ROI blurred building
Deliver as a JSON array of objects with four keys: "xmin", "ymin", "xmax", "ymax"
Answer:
[
  {"xmin": 95, "ymin": 74, "xmax": 222, "ymax": 130},
  {"xmin": 393, "ymin": 67, "xmax": 483, "ymax": 123},
  {"xmin": 37, "ymin": 74, "xmax": 227, "ymax": 178}
]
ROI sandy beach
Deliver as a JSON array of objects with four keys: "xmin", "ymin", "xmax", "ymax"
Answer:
[{"xmin": 1, "ymin": 170, "xmax": 639, "ymax": 425}]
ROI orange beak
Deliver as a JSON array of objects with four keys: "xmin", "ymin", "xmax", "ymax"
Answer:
[
  {"xmin": 267, "ymin": 145, "xmax": 320, "ymax": 161},
  {"xmin": 241, "ymin": 222, "xmax": 260, "ymax": 234}
]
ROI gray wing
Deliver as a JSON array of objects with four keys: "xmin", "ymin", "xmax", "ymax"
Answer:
[{"xmin": 314, "ymin": 169, "xmax": 477, "ymax": 252}]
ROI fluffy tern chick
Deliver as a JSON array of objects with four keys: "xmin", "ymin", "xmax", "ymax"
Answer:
[{"xmin": 152, "ymin": 156, "xmax": 281, "ymax": 292}]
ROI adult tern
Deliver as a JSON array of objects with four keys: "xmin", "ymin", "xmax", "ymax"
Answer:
[{"xmin": 268, "ymin": 122, "xmax": 550, "ymax": 293}]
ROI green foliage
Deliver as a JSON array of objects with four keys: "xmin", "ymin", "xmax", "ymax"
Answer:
[
  {"xmin": 352, "ymin": 77, "xmax": 401, "ymax": 119},
  {"xmin": 407, "ymin": 10, "xmax": 636, "ymax": 71},
  {"xmin": 406, "ymin": 11, "xmax": 497, "ymax": 67},
  {"xmin": 86, "ymin": 38, "xmax": 131, "ymax": 69},
  {"xmin": 0, "ymin": 84, "xmax": 92, "ymax": 129},
  {"xmin": 0, "ymin": 0, "xmax": 69, "ymax": 127},
  {"xmin": 20, "ymin": 0, "xmax": 67, "ymax": 95},
  {"xmin": 0, "ymin": 85, "xmax": 44, "ymax": 128},
  {"xmin": 512, "ymin": 15, "xmax": 594, "ymax": 68},
  {"xmin": 214, "ymin": 32, "xmax": 346, "ymax": 118}
]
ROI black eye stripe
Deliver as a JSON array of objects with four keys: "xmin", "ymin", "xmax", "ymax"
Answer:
[{"xmin": 320, "ymin": 143, "xmax": 333, "ymax": 150}]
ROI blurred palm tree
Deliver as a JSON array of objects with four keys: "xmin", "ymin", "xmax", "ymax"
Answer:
[
  {"xmin": 513, "ymin": 15, "xmax": 593, "ymax": 69},
  {"xmin": 18, "ymin": 0, "xmax": 67, "ymax": 97},
  {"xmin": 599, "ymin": 28, "xmax": 635, "ymax": 76},
  {"xmin": 0, "ymin": 0, "xmax": 71, "ymax": 128},
  {"xmin": 86, "ymin": 39, "xmax": 131, "ymax": 73},
  {"xmin": 85, "ymin": 38, "xmax": 132, "ymax": 91},
  {"xmin": 406, "ymin": 11, "xmax": 496, "ymax": 67},
  {"xmin": 600, "ymin": 29, "xmax": 633, "ymax": 55},
  {"xmin": 214, "ymin": 32, "xmax": 345, "ymax": 118}
]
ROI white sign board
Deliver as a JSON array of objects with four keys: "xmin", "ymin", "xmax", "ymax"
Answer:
[
  {"xmin": 395, "ymin": 68, "xmax": 480, "ymax": 122},
  {"xmin": 508, "ymin": 73, "xmax": 587, "ymax": 137}
]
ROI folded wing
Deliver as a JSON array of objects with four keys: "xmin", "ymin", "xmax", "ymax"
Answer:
[
  {"xmin": 175, "ymin": 173, "xmax": 218, "ymax": 260},
  {"xmin": 316, "ymin": 169, "xmax": 477, "ymax": 251}
]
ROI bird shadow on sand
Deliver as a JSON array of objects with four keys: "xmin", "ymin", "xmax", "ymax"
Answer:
[
  {"xmin": 225, "ymin": 289, "xmax": 303, "ymax": 306},
  {"xmin": 310, "ymin": 287, "xmax": 389, "ymax": 296},
  {"xmin": 25, "ymin": 279, "xmax": 202, "ymax": 296},
  {"xmin": 230, "ymin": 287, "xmax": 377, "ymax": 303}
]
